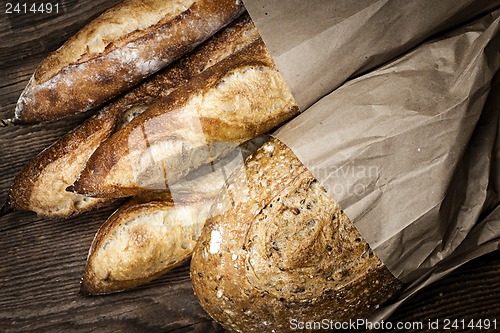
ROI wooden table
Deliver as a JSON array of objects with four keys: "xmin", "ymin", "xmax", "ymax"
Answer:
[{"xmin": 1, "ymin": 1, "xmax": 498, "ymax": 332}]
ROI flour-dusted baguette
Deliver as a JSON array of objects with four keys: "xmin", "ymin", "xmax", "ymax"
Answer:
[
  {"xmin": 12, "ymin": 0, "xmax": 245, "ymax": 124},
  {"xmin": 81, "ymin": 192, "xmax": 211, "ymax": 295},
  {"xmin": 2, "ymin": 15, "xmax": 259, "ymax": 219},
  {"xmin": 81, "ymin": 136, "xmax": 268, "ymax": 295},
  {"xmin": 71, "ymin": 39, "xmax": 299, "ymax": 198},
  {"xmin": 190, "ymin": 138, "xmax": 403, "ymax": 333}
]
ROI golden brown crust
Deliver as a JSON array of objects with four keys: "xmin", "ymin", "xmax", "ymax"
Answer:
[
  {"xmin": 72, "ymin": 40, "xmax": 299, "ymax": 198},
  {"xmin": 190, "ymin": 138, "xmax": 403, "ymax": 333},
  {"xmin": 15, "ymin": 0, "xmax": 245, "ymax": 123},
  {"xmin": 80, "ymin": 136, "xmax": 268, "ymax": 295},
  {"xmin": 8, "ymin": 109, "xmax": 119, "ymax": 218},
  {"xmin": 106, "ymin": 13, "xmax": 260, "ymax": 118},
  {"xmin": 36, "ymin": 0, "xmax": 197, "ymax": 83},
  {"xmin": 7, "ymin": 15, "xmax": 258, "ymax": 219},
  {"xmin": 81, "ymin": 196, "xmax": 211, "ymax": 295}
]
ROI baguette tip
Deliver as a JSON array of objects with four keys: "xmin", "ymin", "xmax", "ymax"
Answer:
[
  {"xmin": 79, "ymin": 276, "xmax": 98, "ymax": 297},
  {"xmin": 0, "ymin": 118, "xmax": 17, "ymax": 127},
  {"xmin": 0, "ymin": 201, "xmax": 14, "ymax": 218},
  {"xmin": 79, "ymin": 278, "xmax": 111, "ymax": 296},
  {"xmin": 79, "ymin": 281, "xmax": 92, "ymax": 297}
]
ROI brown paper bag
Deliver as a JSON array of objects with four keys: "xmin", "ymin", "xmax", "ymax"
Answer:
[
  {"xmin": 273, "ymin": 8, "xmax": 500, "ymax": 281},
  {"xmin": 242, "ymin": 0, "xmax": 500, "ymax": 322},
  {"xmin": 267, "ymin": 7, "xmax": 500, "ymax": 320},
  {"xmin": 244, "ymin": 0, "xmax": 500, "ymax": 110}
]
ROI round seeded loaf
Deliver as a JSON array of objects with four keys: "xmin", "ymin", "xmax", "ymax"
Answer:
[{"xmin": 190, "ymin": 138, "xmax": 403, "ymax": 333}]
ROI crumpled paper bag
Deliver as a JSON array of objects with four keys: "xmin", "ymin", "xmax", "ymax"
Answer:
[
  {"xmin": 274, "ymin": 10, "xmax": 500, "ymax": 283},
  {"xmin": 243, "ymin": 0, "xmax": 500, "ymax": 320},
  {"xmin": 244, "ymin": 0, "xmax": 500, "ymax": 111}
]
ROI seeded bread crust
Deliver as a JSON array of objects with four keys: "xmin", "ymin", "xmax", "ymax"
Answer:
[
  {"xmin": 190, "ymin": 138, "xmax": 403, "ymax": 333},
  {"xmin": 72, "ymin": 40, "xmax": 299, "ymax": 198},
  {"xmin": 7, "ymin": 14, "xmax": 259, "ymax": 219},
  {"xmin": 14, "ymin": 0, "xmax": 245, "ymax": 123}
]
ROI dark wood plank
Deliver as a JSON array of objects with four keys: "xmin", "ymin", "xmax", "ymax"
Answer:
[
  {"xmin": 0, "ymin": 2, "xmax": 225, "ymax": 332},
  {"xmin": 0, "ymin": 2, "xmax": 498, "ymax": 333}
]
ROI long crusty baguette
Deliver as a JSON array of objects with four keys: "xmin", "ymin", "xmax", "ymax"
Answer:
[
  {"xmin": 81, "ymin": 136, "xmax": 268, "ymax": 295},
  {"xmin": 190, "ymin": 138, "xmax": 403, "ymax": 333},
  {"xmin": 72, "ymin": 39, "xmax": 299, "ymax": 198},
  {"xmin": 13, "ymin": 0, "xmax": 245, "ymax": 124},
  {"xmin": 3, "ymin": 14, "xmax": 260, "ymax": 219}
]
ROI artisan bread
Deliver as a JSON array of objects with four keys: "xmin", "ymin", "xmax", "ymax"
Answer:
[
  {"xmin": 81, "ymin": 192, "xmax": 212, "ymax": 295},
  {"xmin": 190, "ymin": 138, "xmax": 403, "ymax": 333},
  {"xmin": 14, "ymin": 0, "xmax": 245, "ymax": 123},
  {"xmin": 81, "ymin": 136, "xmax": 268, "ymax": 295},
  {"xmin": 72, "ymin": 39, "xmax": 299, "ymax": 198},
  {"xmin": 5, "ymin": 14, "xmax": 259, "ymax": 219},
  {"xmin": 6, "ymin": 109, "xmax": 119, "ymax": 218}
]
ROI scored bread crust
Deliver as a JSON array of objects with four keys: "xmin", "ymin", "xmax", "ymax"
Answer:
[
  {"xmin": 72, "ymin": 39, "xmax": 299, "ymax": 198},
  {"xmin": 81, "ymin": 192, "xmax": 212, "ymax": 295},
  {"xmin": 7, "ymin": 14, "xmax": 259, "ymax": 219},
  {"xmin": 190, "ymin": 138, "xmax": 403, "ymax": 333},
  {"xmin": 111, "ymin": 13, "xmax": 261, "ymax": 118},
  {"xmin": 14, "ymin": 0, "xmax": 245, "ymax": 123},
  {"xmin": 80, "ymin": 136, "xmax": 268, "ymax": 295},
  {"xmin": 8, "ymin": 109, "xmax": 119, "ymax": 218}
]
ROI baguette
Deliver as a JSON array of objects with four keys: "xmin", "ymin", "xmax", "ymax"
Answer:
[
  {"xmin": 4, "ymin": 14, "xmax": 260, "ymax": 219},
  {"xmin": 72, "ymin": 39, "xmax": 299, "ymax": 198},
  {"xmin": 13, "ymin": 0, "xmax": 245, "ymax": 124},
  {"xmin": 190, "ymin": 138, "xmax": 403, "ymax": 333},
  {"xmin": 81, "ymin": 136, "xmax": 268, "ymax": 295},
  {"xmin": 81, "ymin": 192, "xmax": 211, "ymax": 295},
  {"xmin": 5, "ymin": 109, "xmax": 119, "ymax": 218}
]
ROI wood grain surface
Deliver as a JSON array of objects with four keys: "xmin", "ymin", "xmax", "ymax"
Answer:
[{"xmin": 0, "ymin": 1, "xmax": 498, "ymax": 332}]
